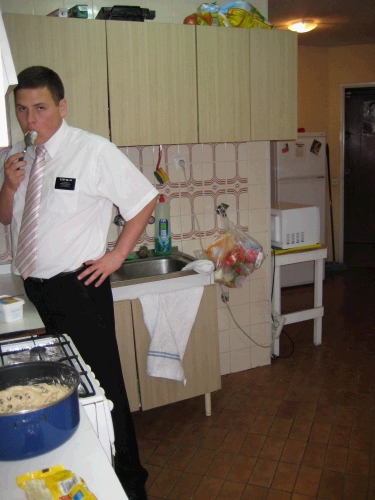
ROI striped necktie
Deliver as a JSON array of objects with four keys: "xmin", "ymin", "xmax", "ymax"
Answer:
[{"xmin": 15, "ymin": 146, "xmax": 47, "ymax": 279}]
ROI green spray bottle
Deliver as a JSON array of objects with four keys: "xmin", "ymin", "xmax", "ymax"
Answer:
[{"xmin": 154, "ymin": 194, "xmax": 171, "ymax": 256}]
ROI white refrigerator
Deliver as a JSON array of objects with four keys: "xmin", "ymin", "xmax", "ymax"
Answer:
[{"xmin": 271, "ymin": 132, "xmax": 326, "ymax": 287}]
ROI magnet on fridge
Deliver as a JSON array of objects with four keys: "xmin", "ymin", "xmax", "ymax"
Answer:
[{"xmin": 281, "ymin": 143, "xmax": 289, "ymax": 153}]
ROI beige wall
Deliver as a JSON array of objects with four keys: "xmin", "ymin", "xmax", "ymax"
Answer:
[
  {"xmin": 298, "ymin": 44, "xmax": 375, "ymax": 261},
  {"xmin": 298, "ymin": 46, "xmax": 329, "ymax": 134}
]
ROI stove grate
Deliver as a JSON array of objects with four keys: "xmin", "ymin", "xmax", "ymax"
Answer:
[{"xmin": 0, "ymin": 333, "xmax": 96, "ymax": 398}]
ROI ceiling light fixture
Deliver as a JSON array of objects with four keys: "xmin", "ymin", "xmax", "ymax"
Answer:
[{"xmin": 288, "ymin": 20, "xmax": 317, "ymax": 33}]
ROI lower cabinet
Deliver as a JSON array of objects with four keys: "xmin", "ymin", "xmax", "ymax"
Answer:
[{"xmin": 114, "ymin": 284, "xmax": 221, "ymax": 412}]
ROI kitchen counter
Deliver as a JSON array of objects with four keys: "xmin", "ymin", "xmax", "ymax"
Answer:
[
  {"xmin": 0, "ymin": 270, "xmax": 44, "ymax": 336},
  {"xmin": 0, "ymin": 404, "xmax": 128, "ymax": 499},
  {"xmin": 0, "ymin": 264, "xmax": 213, "ymax": 334}
]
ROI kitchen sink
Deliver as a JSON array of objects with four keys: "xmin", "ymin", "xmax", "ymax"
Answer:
[{"xmin": 110, "ymin": 250, "xmax": 195, "ymax": 285}]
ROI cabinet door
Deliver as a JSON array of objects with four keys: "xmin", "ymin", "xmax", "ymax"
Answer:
[
  {"xmin": 114, "ymin": 300, "xmax": 139, "ymax": 412},
  {"xmin": 3, "ymin": 14, "xmax": 109, "ymax": 144},
  {"xmin": 106, "ymin": 22, "xmax": 198, "ymax": 146},
  {"xmin": 250, "ymin": 29, "xmax": 297, "ymax": 140},
  {"xmin": 196, "ymin": 26, "xmax": 251, "ymax": 143},
  {"xmin": 132, "ymin": 285, "xmax": 221, "ymax": 411}
]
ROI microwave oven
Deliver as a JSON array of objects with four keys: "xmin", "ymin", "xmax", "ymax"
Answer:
[{"xmin": 271, "ymin": 202, "xmax": 320, "ymax": 249}]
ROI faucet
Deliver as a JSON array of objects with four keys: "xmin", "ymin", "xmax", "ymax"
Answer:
[{"xmin": 113, "ymin": 214, "xmax": 125, "ymax": 226}]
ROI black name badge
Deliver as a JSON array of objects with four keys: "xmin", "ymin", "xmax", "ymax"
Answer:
[{"xmin": 55, "ymin": 177, "xmax": 76, "ymax": 190}]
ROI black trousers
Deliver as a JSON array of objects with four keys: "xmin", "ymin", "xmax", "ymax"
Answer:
[{"xmin": 24, "ymin": 271, "xmax": 148, "ymax": 493}]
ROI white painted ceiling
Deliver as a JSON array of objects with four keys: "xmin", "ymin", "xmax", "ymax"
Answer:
[{"xmin": 267, "ymin": 0, "xmax": 375, "ymax": 47}]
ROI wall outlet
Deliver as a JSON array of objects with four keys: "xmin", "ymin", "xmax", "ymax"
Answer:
[{"xmin": 174, "ymin": 155, "xmax": 187, "ymax": 171}]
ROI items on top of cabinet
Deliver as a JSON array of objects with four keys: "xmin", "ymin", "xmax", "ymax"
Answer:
[
  {"xmin": 184, "ymin": 1, "xmax": 274, "ymax": 29},
  {"xmin": 68, "ymin": 5, "xmax": 88, "ymax": 18},
  {"xmin": 47, "ymin": 8, "xmax": 68, "ymax": 17},
  {"xmin": 96, "ymin": 6, "xmax": 155, "ymax": 22}
]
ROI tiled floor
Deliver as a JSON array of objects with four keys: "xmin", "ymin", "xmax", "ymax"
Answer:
[{"xmin": 132, "ymin": 265, "xmax": 375, "ymax": 499}]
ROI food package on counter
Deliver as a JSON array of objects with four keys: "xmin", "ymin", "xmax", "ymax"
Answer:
[
  {"xmin": 205, "ymin": 204, "xmax": 265, "ymax": 288},
  {"xmin": 17, "ymin": 464, "xmax": 98, "ymax": 500}
]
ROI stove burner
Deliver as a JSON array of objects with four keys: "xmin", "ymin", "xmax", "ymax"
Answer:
[
  {"xmin": 0, "ymin": 333, "xmax": 96, "ymax": 398},
  {"xmin": 29, "ymin": 345, "xmax": 47, "ymax": 361}
]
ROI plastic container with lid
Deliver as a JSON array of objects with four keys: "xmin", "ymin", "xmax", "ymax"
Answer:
[
  {"xmin": 154, "ymin": 195, "xmax": 171, "ymax": 256},
  {"xmin": 0, "ymin": 295, "xmax": 25, "ymax": 323}
]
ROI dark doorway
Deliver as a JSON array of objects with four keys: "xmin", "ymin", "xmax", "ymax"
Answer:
[{"xmin": 344, "ymin": 86, "xmax": 375, "ymax": 267}]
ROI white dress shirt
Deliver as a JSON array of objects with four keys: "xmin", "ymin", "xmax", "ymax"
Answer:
[{"xmin": 3, "ymin": 120, "xmax": 158, "ymax": 278}]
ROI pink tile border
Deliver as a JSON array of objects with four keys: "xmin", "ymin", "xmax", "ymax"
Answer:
[{"xmin": 0, "ymin": 142, "xmax": 251, "ymax": 263}]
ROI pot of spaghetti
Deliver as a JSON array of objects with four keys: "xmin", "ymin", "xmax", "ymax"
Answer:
[{"xmin": 0, "ymin": 361, "xmax": 80, "ymax": 460}]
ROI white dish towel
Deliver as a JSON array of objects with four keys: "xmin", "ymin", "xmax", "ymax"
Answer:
[
  {"xmin": 182, "ymin": 259, "xmax": 214, "ymax": 275},
  {"xmin": 139, "ymin": 286, "xmax": 204, "ymax": 385}
]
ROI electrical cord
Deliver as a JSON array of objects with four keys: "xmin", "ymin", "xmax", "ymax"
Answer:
[
  {"xmin": 181, "ymin": 157, "xmax": 274, "ymax": 350},
  {"xmin": 181, "ymin": 161, "xmax": 206, "ymax": 253},
  {"xmin": 220, "ymin": 282, "xmax": 273, "ymax": 348}
]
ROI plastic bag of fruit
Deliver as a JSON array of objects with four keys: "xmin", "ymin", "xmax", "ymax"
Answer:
[{"xmin": 205, "ymin": 204, "xmax": 265, "ymax": 288}]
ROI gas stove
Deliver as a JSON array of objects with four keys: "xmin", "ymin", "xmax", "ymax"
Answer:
[{"xmin": 0, "ymin": 332, "xmax": 115, "ymax": 462}]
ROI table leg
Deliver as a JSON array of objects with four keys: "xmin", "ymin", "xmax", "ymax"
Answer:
[
  {"xmin": 313, "ymin": 257, "xmax": 324, "ymax": 345},
  {"xmin": 205, "ymin": 393, "xmax": 211, "ymax": 416},
  {"xmin": 272, "ymin": 264, "xmax": 281, "ymax": 356}
]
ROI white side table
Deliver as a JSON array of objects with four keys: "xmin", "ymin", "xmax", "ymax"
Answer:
[{"xmin": 272, "ymin": 246, "xmax": 328, "ymax": 356}]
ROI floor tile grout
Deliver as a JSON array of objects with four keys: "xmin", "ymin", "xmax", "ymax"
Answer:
[{"xmin": 132, "ymin": 266, "xmax": 375, "ymax": 499}]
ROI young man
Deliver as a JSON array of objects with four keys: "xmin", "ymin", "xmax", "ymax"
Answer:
[{"xmin": 0, "ymin": 66, "xmax": 158, "ymax": 500}]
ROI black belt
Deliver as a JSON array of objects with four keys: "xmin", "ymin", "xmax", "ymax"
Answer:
[{"xmin": 26, "ymin": 265, "xmax": 85, "ymax": 283}]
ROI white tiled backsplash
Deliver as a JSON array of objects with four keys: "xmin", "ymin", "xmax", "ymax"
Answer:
[{"xmin": 0, "ymin": 141, "xmax": 272, "ymax": 374}]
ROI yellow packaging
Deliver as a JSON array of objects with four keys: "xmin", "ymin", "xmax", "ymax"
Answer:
[
  {"xmin": 17, "ymin": 464, "xmax": 98, "ymax": 500},
  {"xmin": 218, "ymin": 7, "xmax": 274, "ymax": 29}
]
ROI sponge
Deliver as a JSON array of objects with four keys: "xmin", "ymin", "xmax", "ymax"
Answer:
[{"xmin": 153, "ymin": 145, "xmax": 169, "ymax": 184}]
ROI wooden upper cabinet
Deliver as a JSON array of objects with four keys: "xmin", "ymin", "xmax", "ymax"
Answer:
[
  {"xmin": 3, "ymin": 14, "xmax": 297, "ymax": 146},
  {"xmin": 196, "ymin": 26, "xmax": 251, "ymax": 143},
  {"xmin": 249, "ymin": 29, "xmax": 297, "ymax": 141},
  {"xmin": 3, "ymin": 14, "xmax": 109, "ymax": 144},
  {"xmin": 106, "ymin": 22, "xmax": 198, "ymax": 147}
]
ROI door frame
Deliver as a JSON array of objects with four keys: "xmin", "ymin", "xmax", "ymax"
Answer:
[{"xmin": 339, "ymin": 82, "xmax": 375, "ymax": 261}]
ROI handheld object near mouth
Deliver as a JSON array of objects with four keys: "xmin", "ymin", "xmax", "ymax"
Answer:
[{"xmin": 19, "ymin": 130, "xmax": 38, "ymax": 161}]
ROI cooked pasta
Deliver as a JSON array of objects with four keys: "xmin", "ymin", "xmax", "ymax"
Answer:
[{"xmin": 0, "ymin": 383, "xmax": 70, "ymax": 413}]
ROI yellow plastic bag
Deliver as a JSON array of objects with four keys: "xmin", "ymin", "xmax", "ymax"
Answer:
[
  {"xmin": 217, "ymin": 1, "xmax": 274, "ymax": 29},
  {"xmin": 218, "ymin": 7, "xmax": 274, "ymax": 28},
  {"xmin": 17, "ymin": 464, "xmax": 98, "ymax": 500}
]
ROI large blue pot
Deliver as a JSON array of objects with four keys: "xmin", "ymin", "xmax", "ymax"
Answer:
[{"xmin": 0, "ymin": 361, "xmax": 80, "ymax": 461}]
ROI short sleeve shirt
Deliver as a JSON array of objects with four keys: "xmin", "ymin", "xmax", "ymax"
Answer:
[{"xmin": 4, "ymin": 120, "xmax": 158, "ymax": 278}]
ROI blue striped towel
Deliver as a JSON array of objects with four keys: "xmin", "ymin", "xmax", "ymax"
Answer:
[{"xmin": 139, "ymin": 286, "xmax": 204, "ymax": 384}]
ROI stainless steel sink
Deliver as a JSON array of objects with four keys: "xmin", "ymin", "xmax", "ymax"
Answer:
[{"xmin": 110, "ymin": 250, "xmax": 195, "ymax": 285}]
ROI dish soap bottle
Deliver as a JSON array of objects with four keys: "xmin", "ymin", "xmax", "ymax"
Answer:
[{"xmin": 154, "ymin": 194, "xmax": 171, "ymax": 256}]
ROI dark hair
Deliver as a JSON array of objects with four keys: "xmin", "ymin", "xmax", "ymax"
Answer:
[{"xmin": 14, "ymin": 66, "xmax": 65, "ymax": 105}]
